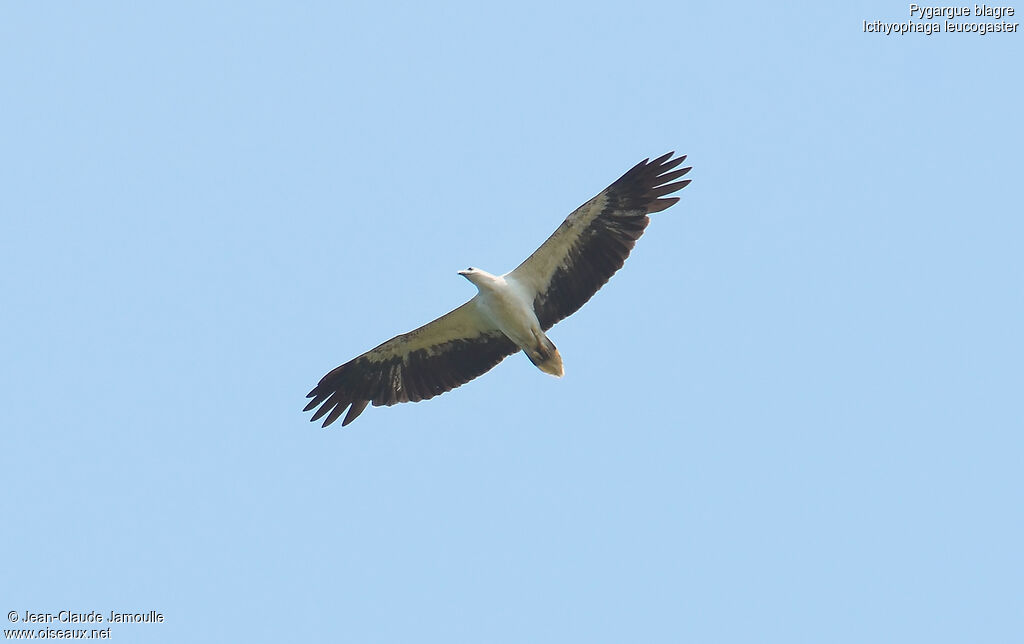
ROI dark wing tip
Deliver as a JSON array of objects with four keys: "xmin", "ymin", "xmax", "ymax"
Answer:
[
  {"xmin": 607, "ymin": 152, "xmax": 692, "ymax": 213},
  {"xmin": 303, "ymin": 384, "xmax": 364, "ymax": 428},
  {"xmin": 650, "ymin": 151, "xmax": 675, "ymax": 165},
  {"xmin": 305, "ymin": 396, "xmax": 367, "ymax": 428},
  {"xmin": 322, "ymin": 402, "xmax": 348, "ymax": 427},
  {"xmin": 648, "ymin": 196, "xmax": 680, "ymax": 213},
  {"xmin": 341, "ymin": 399, "xmax": 370, "ymax": 426},
  {"xmin": 309, "ymin": 398, "xmax": 335, "ymax": 423}
]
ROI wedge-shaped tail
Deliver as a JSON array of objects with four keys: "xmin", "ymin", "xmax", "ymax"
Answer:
[{"xmin": 524, "ymin": 333, "xmax": 564, "ymax": 377}]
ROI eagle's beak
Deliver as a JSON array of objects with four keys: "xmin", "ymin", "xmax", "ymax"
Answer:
[{"xmin": 457, "ymin": 270, "xmax": 469, "ymax": 276}]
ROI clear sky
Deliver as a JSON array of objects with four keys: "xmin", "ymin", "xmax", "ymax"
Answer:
[{"xmin": 2, "ymin": 1, "xmax": 1021, "ymax": 642}]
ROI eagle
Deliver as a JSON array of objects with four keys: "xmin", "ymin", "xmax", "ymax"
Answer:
[{"xmin": 305, "ymin": 152, "xmax": 692, "ymax": 427}]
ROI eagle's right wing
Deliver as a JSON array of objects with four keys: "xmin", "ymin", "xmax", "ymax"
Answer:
[{"xmin": 304, "ymin": 299, "xmax": 519, "ymax": 427}]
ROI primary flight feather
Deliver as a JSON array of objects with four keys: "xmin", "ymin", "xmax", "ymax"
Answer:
[{"xmin": 304, "ymin": 152, "xmax": 692, "ymax": 427}]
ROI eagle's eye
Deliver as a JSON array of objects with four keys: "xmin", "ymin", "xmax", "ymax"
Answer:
[{"xmin": 466, "ymin": 267, "xmax": 473, "ymax": 271}]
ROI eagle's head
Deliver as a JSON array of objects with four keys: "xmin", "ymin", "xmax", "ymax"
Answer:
[{"xmin": 457, "ymin": 266, "xmax": 496, "ymax": 288}]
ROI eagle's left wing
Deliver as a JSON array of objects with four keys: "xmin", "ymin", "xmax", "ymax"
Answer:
[{"xmin": 509, "ymin": 152, "xmax": 691, "ymax": 330}]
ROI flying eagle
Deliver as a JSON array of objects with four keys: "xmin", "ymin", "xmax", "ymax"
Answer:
[{"xmin": 305, "ymin": 152, "xmax": 692, "ymax": 427}]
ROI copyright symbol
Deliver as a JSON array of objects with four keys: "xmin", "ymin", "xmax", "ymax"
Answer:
[{"xmin": 8, "ymin": 611, "xmax": 18, "ymax": 622}]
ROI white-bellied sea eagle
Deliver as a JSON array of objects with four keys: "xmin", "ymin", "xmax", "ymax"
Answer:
[{"xmin": 305, "ymin": 152, "xmax": 692, "ymax": 426}]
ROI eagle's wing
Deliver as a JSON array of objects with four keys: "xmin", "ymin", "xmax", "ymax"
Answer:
[
  {"xmin": 304, "ymin": 299, "xmax": 518, "ymax": 427},
  {"xmin": 509, "ymin": 152, "xmax": 691, "ymax": 330}
]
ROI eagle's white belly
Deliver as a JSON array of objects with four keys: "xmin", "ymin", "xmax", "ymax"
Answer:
[{"xmin": 473, "ymin": 275, "xmax": 540, "ymax": 350}]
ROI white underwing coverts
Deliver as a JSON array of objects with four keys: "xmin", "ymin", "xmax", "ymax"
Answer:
[{"xmin": 304, "ymin": 152, "xmax": 692, "ymax": 427}]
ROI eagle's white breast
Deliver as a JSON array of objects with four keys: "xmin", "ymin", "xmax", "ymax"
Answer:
[{"xmin": 471, "ymin": 273, "xmax": 541, "ymax": 350}]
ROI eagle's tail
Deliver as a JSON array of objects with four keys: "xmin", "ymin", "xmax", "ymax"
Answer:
[{"xmin": 525, "ymin": 332, "xmax": 564, "ymax": 377}]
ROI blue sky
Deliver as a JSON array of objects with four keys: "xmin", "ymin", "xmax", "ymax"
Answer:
[{"xmin": 2, "ymin": 1, "xmax": 1021, "ymax": 642}]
